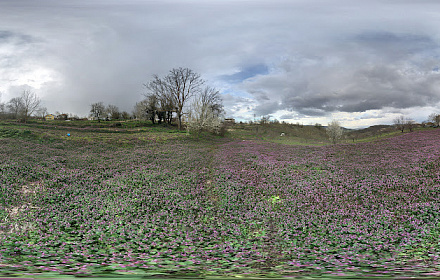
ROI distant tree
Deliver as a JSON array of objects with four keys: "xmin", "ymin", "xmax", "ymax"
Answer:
[
  {"xmin": 21, "ymin": 90, "xmax": 41, "ymax": 122},
  {"xmin": 121, "ymin": 111, "xmax": 130, "ymax": 120},
  {"xmin": 0, "ymin": 102, "xmax": 5, "ymax": 119},
  {"xmin": 394, "ymin": 115, "xmax": 406, "ymax": 132},
  {"xmin": 314, "ymin": 123, "xmax": 322, "ymax": 129},
  {"xmin": 406, "ymin": 119, "xmax": 416, "ymax": 132},
  {"xmin": 0, "ymin": 92, "xmax": 3, "ymax": 112},
  {"xmin": 69, "ymin": 113, "xmax": 80, "ymax": 120},
  {"xmin": 36, "ymin": 107, "xmax": 48, "ymax": 120},
  {"xmin": 134, "ymin": 98, "xmax": 159, "ymax": 123},
  {"xmin": 133, "ymin": 100, "xmax": 148, "ymax": 120},
  {"xmin": 7, "ymin": 97, "xmax": 24, "ymax": 119},
  {"xmin": 260, "ymin": 116, "xmax": 271, "ymax": 125},
  {"xmin": 428, "ymin": 113, "xmax": 440, "ymax": 127},
  {"xmin": 0, "ymin": 92, "xmax": 6, "ymax": 119},
  {"xmin": 326, "ymin": 120, "xmax": 344, "ymax": 144},
  {"xmin": 90, "ymin": 102, "xmax": 105, "ymax": 121},
  {"xmin": 106, "ymin": 104, "xmax": 120, "ymax": 120}
]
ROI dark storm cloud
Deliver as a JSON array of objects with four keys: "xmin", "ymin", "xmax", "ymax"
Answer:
[
  {"xmin": 274, "ymin": 62, "xmax": 440, "ymax": 115},
  {"xmin": 242, "ymin": 28, "xmax": 440, "ymax": 119},
  {"xmin": 0, "ymin": 30, "xmax": 36, "ymax": 43},
  {"xmin": 220, "ymin": 64, "xmax": 269, "ymax": 83},
  {"xmin": 253, "ymin": 101, "xmax": 280, "ymax": 116},
  {"xmin": 0, "ymin": 30, "xmax": 38, "ymax": 58},
  {"xmin": 0, "ymin": 30, "xmax": 18, "ymax": 41}
]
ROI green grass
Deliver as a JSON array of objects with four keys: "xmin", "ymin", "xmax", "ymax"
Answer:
[
  {"xmin": 0, "ymin": 127, "xmax": 36, "ymax": 140},
  {"xmin": 1, "ymin": 120, "xmax": 440, "ymax": 278},
  {"xmin": 227, "ymin": 122, "xmax": 437, "ymax": 145},
  {"xmin": 0, "ymin": 119, "xmax": 437, "ymax": 146},
  {"xmin": 227, "ymin": 123, "xmax": 329, "ymax": 145},
  {"xmin": 0, "ymin": 120, "xmax": 186, "ymax": 145}
]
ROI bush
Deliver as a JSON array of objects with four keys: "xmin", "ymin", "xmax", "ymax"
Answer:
[
  {"xmin": 326, "ymin": 120, "xmax": 343, "ymax": 144},
  {"xmin": 186, "ymin": 101, "xmax": 223, "ymax": 136}
]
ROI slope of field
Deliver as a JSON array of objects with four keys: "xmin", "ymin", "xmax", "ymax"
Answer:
[{"xmin": 1, "ymin": 123, "xmax": 440, "ymax": 278}]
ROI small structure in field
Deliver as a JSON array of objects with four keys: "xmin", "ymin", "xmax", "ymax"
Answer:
[
  {"xmin": 224, "ymin": 118, "xmax": 235, "ymax": 125},
  {"xmin": 45, "ymin": 114, "xmax": 55, "ymax": 121}
]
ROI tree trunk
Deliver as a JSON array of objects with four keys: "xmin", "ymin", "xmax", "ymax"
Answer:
[
  {"xmin": 178, "ymin": 113, "xmax": 182, "ymax": 130},
  {"xmin": 167, "ymin": 111, "xmax": 173, "ymax": 124}
]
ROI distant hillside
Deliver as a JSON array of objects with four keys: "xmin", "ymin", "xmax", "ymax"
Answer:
[
  {"xmin": 227, "ymin": 123, "xmax": 330, "ymax": 145},
  {"xmin": 227, "ymin": 122, "xmax": 430, "ymax": 145},
  {"xmin": 345, "ymin": 125, "xmax": 396, "ymax": 140}
]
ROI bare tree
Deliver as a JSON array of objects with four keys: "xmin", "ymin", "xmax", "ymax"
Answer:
[
  {"xmin": 200, "ymin": 86, "xmax": 224, "ymax": 117},
  {"xmin": 164, "ymin": 68, "xmax": 204, "ymax": 129},
  {"xmin": 7, "ymin": 97, "xmax": 24, "ymax": 119},
  {"xmin": 134, "ymin": 97, "xmax": 160, "ymax": 123},
  {"xmin": 90, "ymin": 102, "xmax": 105, "ymax": 121},
  {"xmin": 106, "ymin": 104, "xmax": 120, "ymax": 120},
  {"xmin": 121, "ymin": 111, "xmax": 131, "ymax": 120},
  {"xmin": 20, "ymin": 90, "xmax": 41, "ymax": 122},
  {"xmin": 145, "ymin": 68, "xmax": 221, "ymax": 129},
  {"xmin": 260, "ymin": 116, "xmax": 271, "ymax": 125},
  {"xmin": 0, "ymin": 92, "xmax": 6, "ymax": 119},
  {"xmin": 0, "ymin": 102, "xmax": 5, "ymax": 119},
  {"xmin": 394, "ymin": 115, "xmax": 406, "ymax": 132},
  {"xmin": 145, "ymin": 75, "xmax": 174, "ymax": 124},
  {"xmin": 36, "ymin": 107, "xmax": 48, "ymax": 120},
  {"xmin": 133, "ymin": 100, "xmax": 148, "ymax": 120},
  {"xmin": 326, "ymin": 120, "xmax": 344, "ymax": 144},
  {"xmin": 406, "ymin": 119, "xmax": 416, "ymax": 132}
]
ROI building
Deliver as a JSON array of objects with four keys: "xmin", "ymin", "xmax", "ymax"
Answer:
[
  {"xmin": 45, "ymin": 114, "xmax": 55, "ymax": 121},
  {"xmin": 224, "ymin": 118, "xmax": 235, "ymax": 124},
  {"xmin": 57, "ymin": 114, "xmax": 68, "ymax": 120}
]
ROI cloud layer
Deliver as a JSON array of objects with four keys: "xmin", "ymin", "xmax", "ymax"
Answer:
[{"xmin": 1, "ymin": 0, "xmax": 440, "ymax": 127}]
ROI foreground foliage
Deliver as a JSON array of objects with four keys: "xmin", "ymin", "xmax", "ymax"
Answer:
[{"xmin": 1, "ymin": 125, "xmax": 440, "ymax": 278}]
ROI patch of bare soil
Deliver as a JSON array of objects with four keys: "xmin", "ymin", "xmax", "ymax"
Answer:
[{"xmin": 0, "ymin": 182, "xmax": 42, "ymax": 235}]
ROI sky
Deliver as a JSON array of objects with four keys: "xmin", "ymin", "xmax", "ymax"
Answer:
[{"xmin": 1, "ymin": 0, "xmax": 440, "ymax": 128}]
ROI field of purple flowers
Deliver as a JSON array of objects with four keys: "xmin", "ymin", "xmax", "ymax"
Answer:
[{"xmin": 1, "ymin": 126, "xmax": 440, "ymax": 278}]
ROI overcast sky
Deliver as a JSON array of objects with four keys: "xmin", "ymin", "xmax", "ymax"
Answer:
[{"xmin": 1, "ymin": 0, "xmax": 440, "ymax": 128}]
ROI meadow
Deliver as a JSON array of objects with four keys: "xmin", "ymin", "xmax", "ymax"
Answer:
[{"xmin": 1, "ymin": 121, "xmax": 440, "ymax": 279}]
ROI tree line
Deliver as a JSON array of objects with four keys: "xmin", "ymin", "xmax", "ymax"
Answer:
[
  {"xmin": 393, "ymin": 113, "xmax": 440, "ymax": 133},
  {"xmin": 0, "ymin": 90, "xmax": 44, "ymax": 122},
  {"xmin": 89, "ymin": 102, "xmax": 131, "ymax": 121},
  {"xmin": 3, "ymin": 67, "xmax": 440, "ymax": 136},
  {"xmin": 0, "ymin": 67, "xmax": 225, "ymax": 134},
  {"xmin": 89, "ymin": 68, "xmax": 225, "ymax": 134}
]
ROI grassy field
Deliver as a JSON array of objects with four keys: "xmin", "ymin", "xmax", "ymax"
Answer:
[{"xmin": 1, "ymin": 120, "xmax": 440, "ymax": 279}]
